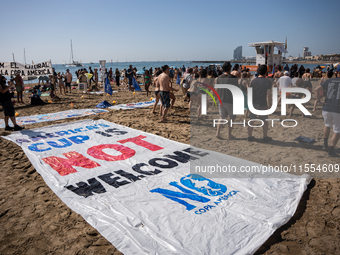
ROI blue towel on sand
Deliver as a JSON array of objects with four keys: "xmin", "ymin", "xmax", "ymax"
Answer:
[{"xmin": 96, "ymin": 100, "xmax": 112, "ymax": 108}]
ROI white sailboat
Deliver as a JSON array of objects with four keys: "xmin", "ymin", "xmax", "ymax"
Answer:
[{"xmin": 66, "ymin": 40, "xmax": 83, "ymax": 67}]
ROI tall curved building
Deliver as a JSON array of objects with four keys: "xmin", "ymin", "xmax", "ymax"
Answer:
[{"xmin": 233, "ymin": 46, "xmax": 242, "ymax": 60}]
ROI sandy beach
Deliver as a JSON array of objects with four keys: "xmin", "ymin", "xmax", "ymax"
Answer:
[{"xmin": 1, "ymin": 79, "xmax": 340, "ymax": 254}]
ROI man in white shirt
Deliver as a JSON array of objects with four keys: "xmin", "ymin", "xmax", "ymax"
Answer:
[
  {"xmin": 277, "ymin": 71, "xmax": 292, "ymax": 103},
  {"xmin": 277, "ymin": 71, "xmax": 292, "ymax": 91}
]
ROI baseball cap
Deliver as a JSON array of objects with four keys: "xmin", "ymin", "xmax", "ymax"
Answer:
[{"xmin": 284, "ymin": 71, "xmax": 289, "ymax": 75}]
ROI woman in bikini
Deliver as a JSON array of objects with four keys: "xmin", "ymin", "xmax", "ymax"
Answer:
[
  {"xmin": 57, "ymin": 72, "xmax": 65, "ymax": 95},
  {"xmin": 144, "ymin": 70, "xmax": 152, "ymax": 96}
]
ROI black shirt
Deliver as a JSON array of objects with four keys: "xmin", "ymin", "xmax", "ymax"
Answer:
[
  {"xmin": 215, "ymin": 73, "xmax": 240, "ymax": 104},
  {"xmin": 249, "ymin": 77, "xmax": 272, "ymax": 107},
  {"xmin": 0, "ymin": 81, "xmax": 11, "ymax": 103},
  {"xmin": 127, "ymin": 69, "xmax": 133, "ymax": 78},
  {"xmin": 322, "ymin": 78, "xmax": 340, "ymax": 113}
]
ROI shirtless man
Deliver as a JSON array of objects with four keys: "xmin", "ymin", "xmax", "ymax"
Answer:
[
  {"xmin": 152, "ymin": 70, "xmax": 162, "ymax": 114},
  {"xmin": 65, "ymin": 69, "xmax": 73, "ymax": 93},
  {"xmin": 230, "ymin": 64, "xmax": 241, "ymax": 78},
  {"xmin": 158, "ymin": 65, "xmax": 178, "ymax": 122},
  {"xmin": 273, "ymin": 67, "xmax": 283, "ymax": 78},
  {"xmin": 14, "ymin": 73, "xmax": 24, "ymax": 103},
  {"xmin": 302, "ymin": 68, "xmax": 313, "ymax": 94}
]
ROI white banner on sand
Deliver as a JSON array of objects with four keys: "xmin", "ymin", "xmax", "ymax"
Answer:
[
  {"xmin": 88, "ymin": 91, "xmax": 118, "ymax": 94},
  {"xmin": 109, "ymin": 99, "xmax": 159, "ymax": 110},
  {"xmin": 0, "ymin": 109, "xmax": 108, "ymax": 128},
  {"xmin": 0, "ymin": 60, "xmax": 53, "ymax": 77},
  {"xmin": 3, "ymin": 120, "xmax": 311, "ymax": 255}
]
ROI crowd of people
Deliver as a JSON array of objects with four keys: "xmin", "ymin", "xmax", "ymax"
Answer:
[
  {"xmin": 1, "ymin": 61, "xmax": 339, "ymax": 156},
  {"xmin": 141, "ymin": 62, "xmax": 340, "ymax": 157}
]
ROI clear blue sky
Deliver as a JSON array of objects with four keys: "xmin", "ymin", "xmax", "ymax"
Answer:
[{"xmin": 1, "ymin": 0, "xmax": 339, "ymax": 64}]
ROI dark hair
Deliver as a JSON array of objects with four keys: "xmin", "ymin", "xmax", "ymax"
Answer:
[
  {"xmin": 306, "ymin": 68, "xmax": 310, "ymax": 73},
  {"xmin": 294, "ymin": 72, "xmax": 299, "ymax": 78},
  {"xmin": 200, "ymin": 69, "xmax": 207, "ymax": 78},
  {"xmin": 233, "ymin": 64, "xmax": 239, "ymax": 71},
  {"xmin": 161, "ymin": 65, "xmax": 169, "ymax": 72},
  {"xmin": 222, "ymin": 62, "xmax": 232, "ymax": 72},
  {"xmin": 155, "ymin": 70, "xmax": 163, "ymax": 77},
  {"xmin": 327, "ymin": 70, "xmax": 333, "ymax": 78},
  {"xmin": 188, "ymin": 68, "xmax": 193, "ymax": 73},
  {"xmin": 258, "ymin": 65, "xmax": 267, "ymax": 76}
]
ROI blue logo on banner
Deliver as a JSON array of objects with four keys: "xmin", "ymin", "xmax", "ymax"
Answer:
[{"xmin": 150, "ymin": 174, "xmax": 238, "ymax": 213}]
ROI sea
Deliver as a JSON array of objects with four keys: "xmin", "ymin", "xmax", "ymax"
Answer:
[{"xmin": 23, "ymin": 60, "xmax": 328, "ymax": 84}]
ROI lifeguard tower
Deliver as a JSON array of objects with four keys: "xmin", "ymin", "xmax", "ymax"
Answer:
[{"xmin": 247, "ymin": 40, "xmax": 287, "ymax": 72}]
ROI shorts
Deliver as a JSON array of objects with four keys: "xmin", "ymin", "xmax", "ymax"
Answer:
[
  {"xmin": 0, "ymin": 100, "xmax": 15, "ymax": 117},
  {"xmin": 249, "ymin": 105, "xmax": 268, "ymax": 120},
  {"xmin": 155, "ymin": 90, "xmax": 160, "ymax": 96},
  {"xmin": 16, "ymin": 86, "xmax": 22, "ymax": 93},
  {"xmin": 160, "ymin": 91, "xmax": 171, "ymax": 108},
  {"xmin": 304, "ymin": 80, "xmax": 312, "ymax": 88},
  {"xmin": 65, "ymin": 82, "xmax": 71, "ymax": 87},
  {"xmin": 322, "ymin": 111, "xmax": 340, "ymax": 134},
  {"xmin": 219, "ymin": 103, "xmax": 235, "ymax": 119},
  {"xmin": 128, "ymin": 77, "xmax": 133, "ymax": 86}
]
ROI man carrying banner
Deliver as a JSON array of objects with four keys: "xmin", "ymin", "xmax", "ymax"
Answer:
[{"xmin": 0, "ymin": 75, "xmax": 24, "ymax": 131}]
